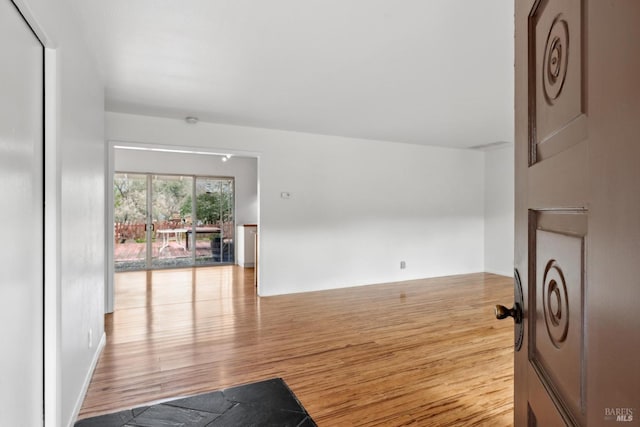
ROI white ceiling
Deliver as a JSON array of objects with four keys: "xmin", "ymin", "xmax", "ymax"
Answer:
[{"xmin": 70, "ymin": 0, "xmax": 514, "ymax": 149}]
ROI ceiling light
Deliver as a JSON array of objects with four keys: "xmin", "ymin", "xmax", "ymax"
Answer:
[
  {"xmin": 185, "ymin": 116, "xmax": 199, "ymax": 124},
  {"xmin": 114, "ymin": 145, "xmax": 235, "ymax": 158}
]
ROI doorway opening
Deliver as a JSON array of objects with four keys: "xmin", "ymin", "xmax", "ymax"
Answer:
[{"xmin": 113, "ymin": 172, "xmax": 235, "ymax": 271}]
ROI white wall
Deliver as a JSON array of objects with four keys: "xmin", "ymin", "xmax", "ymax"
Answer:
[
  {"xmin": 59, "ymin": 46, "xmax": 105, "ymax": 427},
  {"xmin": 107, "ymin": 112, "xmax": 485, "ymax": 296},
  {"xmin": 17, "ymin": 0, "xmax": 106, "ymax": 426},
  {"xmin": 114, "ymin": 149, "xmax": 258, "ymax": 225},
  {"xmin": 484, "ymin": 144, "xmax": 514, "ymax": 276},
  {"xmin": 0, "ymin": 3, "xmax": 43, "ymax": 425}
]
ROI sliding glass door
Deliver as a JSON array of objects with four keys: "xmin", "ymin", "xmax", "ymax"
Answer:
[
  {"xmin": 114, "ymin": 173, "xmax": 234, "ymax": 271},
  {"xmin": 113, "ymin": 173, "xmax": 148, "ymax": 271},
  {"xmin": 151, "ymin": 175, "xmax": 193, "ymax": 269},
  {"xmin": 194, "ymin": 177, "xmax": 235, "ymax": 265}
]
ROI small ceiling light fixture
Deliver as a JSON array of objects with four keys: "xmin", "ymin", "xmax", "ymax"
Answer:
[
  {"xmin": 185, "ymin": 116, "xmax": 199, "ymax": 124},
  {"xmin": 221, "ymin": 154, "xmax": 232, "ymax": 162}
]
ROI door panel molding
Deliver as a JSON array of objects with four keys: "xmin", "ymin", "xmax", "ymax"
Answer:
[
  {"xmin": 528, "ymin": 363, "xmax": 577, "ymax": 426},
  {"xmin": 528, "ymin": 0, "xmax": 587, "ymax": 166},
  {"xmin": 529, "ymin": 210, "xmax": 587, "ymax": 424}
]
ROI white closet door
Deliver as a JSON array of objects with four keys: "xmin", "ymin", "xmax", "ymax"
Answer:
[{"xmin": 0, "ymin": 0, "xmax": 44, "ymax": 425}]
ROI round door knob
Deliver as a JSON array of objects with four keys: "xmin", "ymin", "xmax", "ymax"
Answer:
[
  {"xmin": 495, "ymin": 304, "xmax": 515, "ymax": 319},
  {"xmin": 495, "ymin": 304, "xmax": 522, "ymax": 323}
]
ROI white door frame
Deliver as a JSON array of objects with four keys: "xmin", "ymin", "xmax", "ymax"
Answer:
[{"xmin": 105, "ymin": 140, "xmax": 261, "ymax": 313}]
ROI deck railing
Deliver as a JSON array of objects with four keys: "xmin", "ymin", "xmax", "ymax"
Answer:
[{"xmin": 115, "ymin": 221, "xmax": 234, "ymax": 244}]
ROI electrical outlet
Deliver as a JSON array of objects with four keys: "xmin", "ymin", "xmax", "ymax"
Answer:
[
  {"xmin": 400, "ymin": 261, "xmax": 406, "ymax": 269},
  {"xmin": 88, "ymin": 328, "xmax": 93, "ymax": 349}
]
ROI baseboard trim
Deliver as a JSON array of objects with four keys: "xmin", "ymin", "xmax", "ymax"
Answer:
[
  {"xmin": 66, "ymin": 332, "xmax": 106, "ymax": 427},
  {"xmin": 485, "ymin": 269, "xmax": 513, "ymax": 278}
]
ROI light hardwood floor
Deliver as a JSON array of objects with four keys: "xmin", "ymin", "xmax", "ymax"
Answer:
[{"xmin": 79, "ymin": 267, "xmax": 514, "ymax": 426}]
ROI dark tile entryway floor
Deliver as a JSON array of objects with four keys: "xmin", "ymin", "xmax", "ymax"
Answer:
[{"xmin": 75, "ymin": 378, "xmax": 317, "ymax": 427}]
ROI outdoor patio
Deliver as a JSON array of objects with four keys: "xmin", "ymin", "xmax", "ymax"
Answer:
[{"xmin": 115, "ymin": 238, "xmax": 233, "ymax": 271}]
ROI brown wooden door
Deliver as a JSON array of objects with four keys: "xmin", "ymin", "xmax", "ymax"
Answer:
[{"xmin": 513, "ymin": 0, "xmax": 640, "ymax": 425}]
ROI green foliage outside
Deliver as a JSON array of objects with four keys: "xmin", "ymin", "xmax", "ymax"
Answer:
[
  {"xmin": 180, "ymin": 190, "xmax": 233, "ymax": 224},
  {"xmin": 114, "ymin": 174, "xmax": 233, "ymax": 227},
  {"xmin": 113, "ymin": 174, "xmax": 147, "ymax": 223}
]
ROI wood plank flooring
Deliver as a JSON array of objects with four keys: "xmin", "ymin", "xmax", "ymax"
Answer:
[{"xmin": 79, "ymin": 267, "xmax": 514, "ymax": 426}]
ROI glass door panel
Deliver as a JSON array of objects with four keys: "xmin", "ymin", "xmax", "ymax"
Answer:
[
  {"xmin": 113, "ymin": 173, "xmax": 148, "ymax": 271},
  {"xmin": 151, "ymin": 175, "xmax": 193, "ymax": 269},
  {"xmin": 219, "ymin": 178, "xmax": 235, "ymax": 264},
  {"xmin": 113, "ymin": 173, "xmax": 234, "ymax": 271},
  {"xmin": 194, "ymin": 177, "xmax": 235, "ymax": 265}
]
